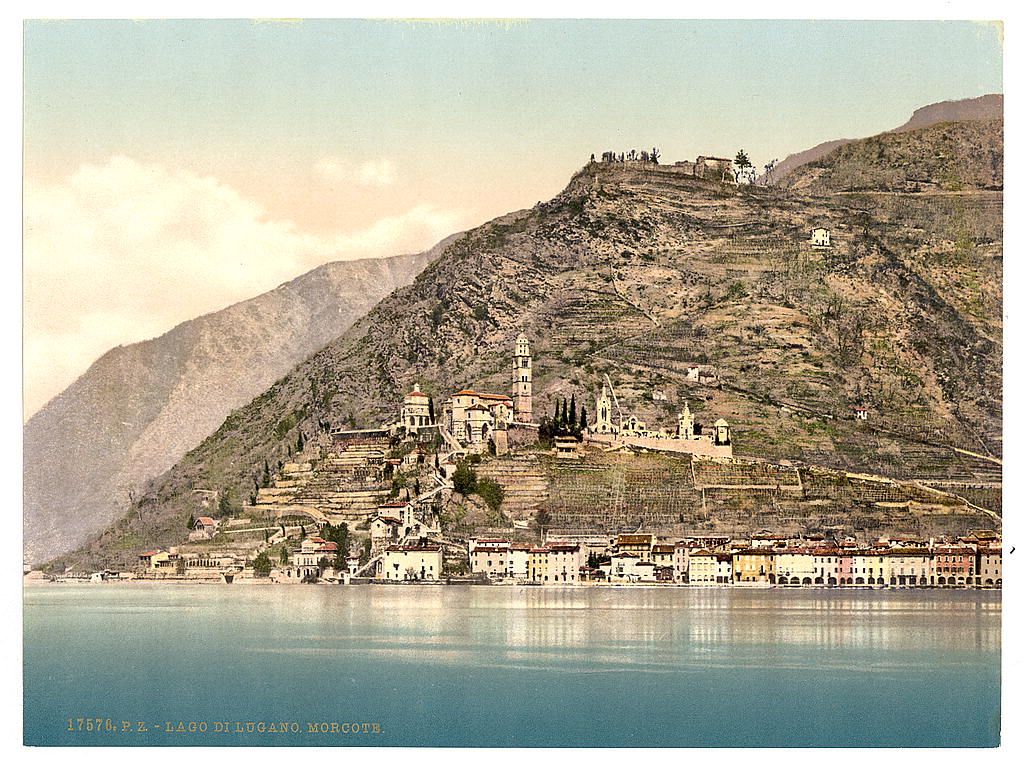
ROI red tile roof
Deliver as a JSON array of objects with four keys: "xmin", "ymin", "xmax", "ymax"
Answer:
[
  {"xmin": 406, "ymin": 391, "xmax": 428, "ymax": 398},
  {"xmin": 138, "ymin": 550, "xmax": 160, "ymax": 557}
]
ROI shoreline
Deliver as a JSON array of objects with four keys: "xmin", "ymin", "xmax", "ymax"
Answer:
[{"xmin": 25, "ymin": 577, "xmax": 1003, "ymax": 591}]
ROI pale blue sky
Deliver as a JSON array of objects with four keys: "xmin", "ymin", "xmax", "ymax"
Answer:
[
  {"xmin": 25, "ymin": 19, "xmax": 1002, "ymax": 200},
  {"xmin": 21, "ymin": 19, "xmax": 1003, "ymax": 414}
]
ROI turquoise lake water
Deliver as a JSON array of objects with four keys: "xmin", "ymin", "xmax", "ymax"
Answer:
[{"xmin": 23, "ymin": 584, "xmax": 1000, "ymax": 747}]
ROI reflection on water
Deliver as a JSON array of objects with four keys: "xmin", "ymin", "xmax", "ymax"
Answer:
[
  {"xmin": 24, "ymin": 585, "xmax": 1000, "ymax": 747},
  {"xmin": 26, "ymin": 584, "xmax": 999, "ymax": 665}
]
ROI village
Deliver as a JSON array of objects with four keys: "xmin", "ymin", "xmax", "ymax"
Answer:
[{"xmin": 32, "ymin": 326, "xmax": 1002, "ymax": 590}]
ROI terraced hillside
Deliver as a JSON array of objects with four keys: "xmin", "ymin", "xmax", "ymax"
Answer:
[
  {"xmin": 503, "ymin": 448, "xmax": 995, "ymax": 540},
  {"xmin": 51, "ymin": 121, "xmax": 1001, "ymax": 570}
]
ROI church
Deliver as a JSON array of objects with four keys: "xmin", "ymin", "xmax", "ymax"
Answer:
[{"xmin": 400, "ymin": 333, "xmax": 535, "ymax": 451}]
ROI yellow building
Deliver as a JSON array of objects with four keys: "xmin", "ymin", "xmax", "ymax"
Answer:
[
  {"xmin": 528, "ymin": 548, "xmax": 550, "ymax": 583},
  {"xmin": 615, "ymin": 534, "xmax": 654, "ymax": 562},
  {"xmin": 733, "ymin": 550, "xmax": 775, "ymax": 584}
]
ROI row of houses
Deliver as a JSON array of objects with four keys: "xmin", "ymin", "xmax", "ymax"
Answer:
[{"xmin": 468, "ymin": 531, "xmax": 1003, "ymax": 587}]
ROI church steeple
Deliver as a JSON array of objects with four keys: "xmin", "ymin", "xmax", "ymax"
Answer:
[{"xmin": 512, "ymin": 333, "xmax": 532, "ymax": 422}]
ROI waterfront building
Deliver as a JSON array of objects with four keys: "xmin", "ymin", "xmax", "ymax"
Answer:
[
  {"xmin": 471, "ymin": 545, "xmax": 510, "ymax": 577},
  {"xmin": 714, "ymin": 553, "xmax": 734, "ymax": 584},
  {"xmin": 672, "ymin": 542, "xmax": 692, "ymax": 582},
  {"xmin": 528, "ymin": 547, "xmax": 550, "ymax": 583},
  {"xmin": 886, "ymin": 548, "xmax": 930, "ymax": 586},
  {"xmin": 606, "ymin": 553, "xmax": 655, "ymax": 582},
  {"xmin": 931, "ymin": 547, "xmax": 976, "ymax": 586},
  {"xmin": 775, "ymin": 550, "xmax": 815, "ymax": 585},
  {"xmin": 977, "ymin": 547, "xmax": 1002, "ymax": 587},
  {"xmin": 688, "ymin": 550, "xmax": 717, "ymax": 584},
  {"xmin": 852, "ymin": 551, "xmax": 887, "ymax": 586},
  {"xmin": 836, "ymin": 552, "xmax": 856, "ymax": 586},
  {"xmin": 812, "ymin": 548, "xmax": 840, "ymax": 585},
  {"xmin": 733, "ymin": 550, "xmax": 775, "ymax": 584},
  {"xmin": 508, "ymin": 543, "xmax": 532, "ymax": 579},
  {"xmin": 379, "ymin": 545, "xmax": 443, "ymax": 581},
  {"xmin": 292, "ymin": 538, "xmax": 338, "ymax": 577},
  {"xmin": 545, "ymin": 543, "xmax": 583, "ymax": 583}
]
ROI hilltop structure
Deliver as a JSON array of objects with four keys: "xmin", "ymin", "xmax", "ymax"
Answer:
[{"xmin": 588, "ymin": 382, "xmax": 732, "ymax": 457}]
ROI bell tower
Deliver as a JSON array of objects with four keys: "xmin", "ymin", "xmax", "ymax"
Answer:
[{"xmin": 512, "ymin": 333, "xmax": 533, "ymax": 422}]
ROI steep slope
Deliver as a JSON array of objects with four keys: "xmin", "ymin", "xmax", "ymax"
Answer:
[
  {"xmin": 780, "ymin": 119, "xmax": 1003, "ymax": 193},
  {"xmin": 762, "ymin": 94, "xmax": 1002, "ymax": 183},
  {"xmin": 890, "ymin": 94, "xmax": 1004, "ymax": 133},
  {"xmin": 24, "ymin": 239, "xmax": 454, "ymax": 562},
  {"xmin": 52, "ymin": 146, "xmax": 1001, "ymax": 570}
]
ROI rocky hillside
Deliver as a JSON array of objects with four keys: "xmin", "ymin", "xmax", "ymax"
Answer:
[
  {"xmin": 890, "ymin": 93, "xmax": 1003, "ymax": 133},
  {"xmin": 763, "ymin": 94, "xmax": 1002, "ymax": 183},
  {"xmin": 780, "ymin": 118, "xmax": 1003, "ymax": 193},
  {"xmin": 50, "ymin": 139, "xmax": 1001, "ymax": 570},
  {"xmin": 24, "ymin": 240, "xmax": 454, "ymax": 562}
]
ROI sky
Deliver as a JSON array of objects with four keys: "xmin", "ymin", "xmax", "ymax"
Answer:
[{"xmin": 21, "ymin": 18, "xmax": 1004, "ymax": 418}]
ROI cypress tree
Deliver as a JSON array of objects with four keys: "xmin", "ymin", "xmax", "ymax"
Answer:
[{"xmin": 569, "ymin": 395, "xmax": 577, "ymax": 427}]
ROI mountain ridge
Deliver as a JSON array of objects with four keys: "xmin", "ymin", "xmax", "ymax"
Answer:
[
  {"xmin": 24, "ymin": 239, "xmax": 457, "ymax": 562},
  {"xmin": 762, "ymin": 94, "xmax": 1002, "ymax": 184},
  {"xmin": 46, "ymin": 126, "xmax": 1002, "ymax": 570}
]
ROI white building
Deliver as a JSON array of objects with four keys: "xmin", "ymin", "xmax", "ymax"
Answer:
[
  {"xmin": 811, "ymin": 227, "xmax": 831, "ymax": 247},
  {"xmin": 401, "ymin": 384, "xmax": 433, "ymax": 432},
  {"xmin": 774, "ymin": 551, "xmax": 816, "ymax": 586},
  {"xmin": 545, "ymin": 543, "xmax": 583, "ymax": 584},
  {"xmin": 379, "ymin": 545, "xmax": 443, "ymax": 581}
]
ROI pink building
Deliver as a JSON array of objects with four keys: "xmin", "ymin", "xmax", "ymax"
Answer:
[
  {"xmin": 836, "ymin": 552, "xmax": 856, "ymax": 586},
  {"xmin": 931, "ymin": 547, "xmax": 976, "ymax": 586}
]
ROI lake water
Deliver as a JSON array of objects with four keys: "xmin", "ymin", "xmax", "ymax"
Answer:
[{"xmin": 23, "ymin": 584, "xmax": 1000, "ymax": 747}]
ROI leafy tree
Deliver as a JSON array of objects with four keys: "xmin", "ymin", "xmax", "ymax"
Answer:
[
  {"xmin": 476, "ymin": 477, "xmax": 505, "ymax": 511},
  {"xmin": 253, "ymin": 552, "xmax": 272, "ymax": 577},
  {"xmin": 734, "ymin": 149, "xmax": 751, "ymax": 169},
  {"xmin": 486, "ymin": 438, "xmax": 496, "ymax": 456},
  {"xmin": 390, "ymin": 470, "xmax": 408, "ymax": 498},
  {"xmin": 452, "ymin": 461, "xmax": 478, "ymax": 495},
  {"xmin": 279, "ymin": 545, "xmax": 289, "ymax": 565},
  {"xmin": 218, "ymin": 491, "xmax": 236, "ymax": 519},
  {"xmin": 587, "ymin": 553, "xmax": 604, "ymax": 569}
]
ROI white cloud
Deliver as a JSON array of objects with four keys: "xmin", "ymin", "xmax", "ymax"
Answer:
[
  {"xmin": 23, "ymin": 156, "xmax": 463, "ymax": 418},
  {"xmin": 315, "ymin": 156, "xmax": 398, "ymax": 187}
]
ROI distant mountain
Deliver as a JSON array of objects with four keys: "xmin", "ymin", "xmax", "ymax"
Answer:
[
  {"xmin": 763, "ymin": 94, "xmax": 1002, "ymax": 183},
  {"xmin": 24, "ymin": 238, "xmax": 455, "ymax": 563},
  {"xmin": 889, "ymin": 94, "xmax": 1004, "ymax": 133},
  {"xmin": 780, "ymin": 118, "xmax": 1003, "ymax": 193}
]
